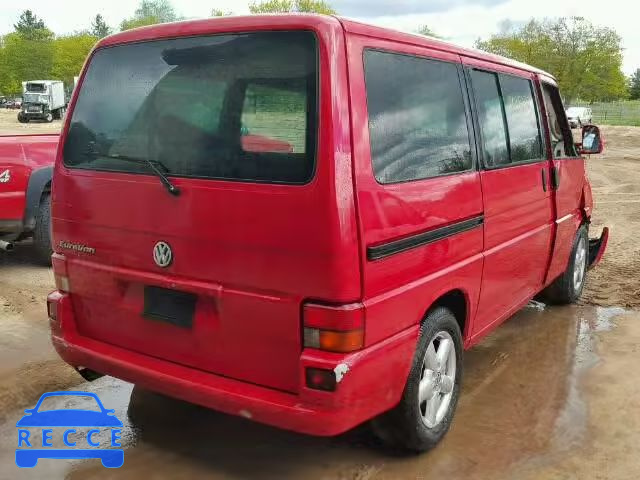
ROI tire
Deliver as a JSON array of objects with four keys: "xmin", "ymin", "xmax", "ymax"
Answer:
[
  {"xmin": 45, "ymin": 112, "xmax": 53, "ymax": 123},
  {"xmin": 542, "ymin": 225, "xmax": 588, "ymax": 305},
  {"xmin": 17, "ymin": 113, "xmax": 27, "ymax": 123},
  {"xmin": 33, "ymin": 193, "xmax": 53, "ymax": 265},
  {"xmin": 371, "ymin": 307, "xmax": 463, "ymax": 452}
]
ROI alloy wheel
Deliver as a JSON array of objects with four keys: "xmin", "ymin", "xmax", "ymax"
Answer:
[
  {"xmin": 573, "ymin": 236, "xmax": 587, "ymax": 291},
  {"xmin": 418, "ymin": 331, "xmax": 457, "ymax": 428}
]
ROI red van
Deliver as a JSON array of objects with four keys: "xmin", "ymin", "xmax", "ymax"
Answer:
[{"xmin": 48, "ymin": 15, "xmax": 608, "ymax": 452}]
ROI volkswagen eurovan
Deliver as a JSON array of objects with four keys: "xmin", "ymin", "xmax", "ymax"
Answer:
[{"xmin": 48, "ymin": 14, "xmax": 608, "ymax": 452}]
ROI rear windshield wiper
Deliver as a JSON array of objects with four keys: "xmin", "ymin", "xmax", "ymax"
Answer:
[{"xmin": 94, "ymin": 153, "xmax": 180, "ymax": 196}]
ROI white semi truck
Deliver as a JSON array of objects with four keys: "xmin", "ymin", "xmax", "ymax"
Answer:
[{"xmin": 18, "ymin": 80, "xmax": 66, "ymax": 123}]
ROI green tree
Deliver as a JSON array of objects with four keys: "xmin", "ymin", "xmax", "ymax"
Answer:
[
  {"xmin": 91, "ymin": 14, "xmax": 112, "ymax": 38},
  {"xmin": 0, "ymin": 10, "xmax": 55, "ymax": 94},
  {"xmin": 52, "ymin": 34, "xmax": 97, "ymax": 87},
  {"xmin": 120, "ymin": 0, "xmax": 180, "ymax": 31},
  {"xmin": 629, "ymin": 69, "xmax": 640, "ymax": 100},
  {"xmin": 0, "ymin": 32, "xmax": 54, "ymax": 95},
  {"xmin": 476, "ymin": 17, "xmax": 627, "ymax": 103},
  {"xmin": 0, "ymin": 40, "xmax": 10, "ymax": 95},
  {"xmin": 248, "ymin": 0, "xmax": 335, "ymax": 14},
  {"xmin": 14, "ymin": 10, "xmax": 49, "ymax": 40},
  {"xmin": 415, "ymin": 25, "xmax": 442, "ymax": 39}
]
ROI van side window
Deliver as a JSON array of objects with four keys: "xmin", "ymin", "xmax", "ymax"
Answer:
[
  {"xmin": 364, "ymin": 50, "xmax": 472, "ymax": 184},
  {"xmin": 498, "ymin": 74, "xmax": 543, "ymax": 162},
  {"xmin": 469, "ymin": 70, "xmax": 510, "ymax": 167},
  {"xmin": 541, "ymin": 83, "xmax": 578, "ymax": 158},
  {"xmin": 471, "ymin": 70, "xmax": 544, "ymax": 167}
]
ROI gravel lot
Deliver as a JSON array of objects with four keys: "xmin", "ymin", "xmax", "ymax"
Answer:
[{"xmin": 1, "ymin": 109, "xmax": 639, "ymax": 479}]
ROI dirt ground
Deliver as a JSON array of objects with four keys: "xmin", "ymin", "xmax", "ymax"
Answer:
[
  {"xmin": 1, "ymin": 112, "xmax": 639, "ymax": 479},
  {"xmin": 0, "ymin": 109, "xmax": 63, "ymax": 135},
  {"xmin": 582, "ymin": 126, "xmax": 640, "ymax": 308}
]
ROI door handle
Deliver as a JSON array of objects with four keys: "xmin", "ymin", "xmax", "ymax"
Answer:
[{"xmin": 541, "ymin": 169, "xmax": 548, "ymax": 192}]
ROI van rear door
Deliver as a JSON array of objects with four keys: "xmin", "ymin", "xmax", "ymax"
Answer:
[{"xmin": 54, "ymin": 26, "xmax": 360, "ymax": 394}]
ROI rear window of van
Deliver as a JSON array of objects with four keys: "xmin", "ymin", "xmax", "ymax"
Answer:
[{"xmin": 63, "ymin": 31, "xmax": 318, "ymax": 184}]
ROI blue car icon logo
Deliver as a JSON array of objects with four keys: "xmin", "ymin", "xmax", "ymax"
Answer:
[{"xmin": 16, "ymin": 391, "xmax": 124, "ymax": 468}]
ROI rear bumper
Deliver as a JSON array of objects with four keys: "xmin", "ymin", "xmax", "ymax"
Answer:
[{"xmin": 49, "ymin": 291, "xmax": 418, "ymax": 436}]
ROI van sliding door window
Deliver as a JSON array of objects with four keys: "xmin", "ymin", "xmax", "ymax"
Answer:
[
  {"xmin": 471, "ymin": 70, "xmax": 543, "ymax": 167},
  {"xmin": 364, "ymin": 50, "xmax": 472, "ymax": 184},
  {"xmin": 499, "ymin": 74, "xmax": 543, "ymax": 162},
  {"xmin": 63, "ymin": 31, "xmax": 318, "ymax": 184},
  {"xmin": 469, "ymin": 70, "xmax": 510, "ymax": 167}
]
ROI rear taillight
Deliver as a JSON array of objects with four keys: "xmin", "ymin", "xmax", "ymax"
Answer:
[
  {"xmin": 303, "ymin": 328, "xmax": 364, "ymax": 353},
  {"xmin": 305, "ymin": 367, "xmax": 337, "ymax": 391},
  {"xmin": 303, "ymin": 302, "xmax": 365, "ymax": 353},
  {"xmin": 47, "ymin": 298, "xmax": 57, "ymax": 320},
  {"xmin": 55, "ymin": 275, "xmax": 70, "ymax": 292},
  {"xmin": 47, "ymin": 290, "xmax": 66, "ymax": 336},
  {"xmin": 52, "ymin": 253, "xmax": 70, "ymax": 292}
]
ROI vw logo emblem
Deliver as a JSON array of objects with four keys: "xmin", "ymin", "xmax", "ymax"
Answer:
[{"xmin": 153, "ymin": 241, "xmax": 173, "ymax": 268}]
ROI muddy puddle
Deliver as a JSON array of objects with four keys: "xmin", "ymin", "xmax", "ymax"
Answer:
[{"xmin": 0, "ymin": 304, "xmax": 633, "ymax": 480}]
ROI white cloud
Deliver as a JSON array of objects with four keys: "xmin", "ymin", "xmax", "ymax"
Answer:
[
  {"xmin": 360, "ymin": 0, "xmax": 640, "ymax": 74},
  {"xmin": 332, "ymin": 0, "xmax": 508, "ymax": 16},
  {"xmin": 0, "ymin": 1, "xmax": 248, "ymax": 34},
  {"xmin": 1, "ymin": 0, "xmax": 637, "ymax": 73}
]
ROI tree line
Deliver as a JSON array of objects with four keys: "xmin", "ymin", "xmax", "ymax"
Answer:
[
  {"xmin": 0, "ymin": 0, "xmax": 337, "ymax": 96},
  {"xmin": 0, "ymin": 3, "xmax": 635, "ymax": 103},
  {"xmin": 475, "ymin": 17, "xmax": 629, "ymax": 104}
]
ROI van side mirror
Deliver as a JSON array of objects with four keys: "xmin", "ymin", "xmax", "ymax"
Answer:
[{"xmin": 579, "ymin": 125, "xmax": 604, "ymax": 155}]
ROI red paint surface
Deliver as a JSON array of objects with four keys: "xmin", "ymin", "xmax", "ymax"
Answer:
[
  {"xmin": 49, "ymin": 14, "xmax": 606, "ymax": 436},
  {"xmin": 0, "ymin": 134, "xmax": 58, "ymax": 224}
]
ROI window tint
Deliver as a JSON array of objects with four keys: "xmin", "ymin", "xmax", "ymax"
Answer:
[
  {"xmin": 470, "ymin": 70, "xmax": 509, "ymax": 167},
  {"xmin": 241, "ymin": 82, "xmax": 306, "ymax": 154},
  {"xmin": 542, "ymin": 83, "xmax": 577, "ymax": 158},
  {"xmin": 364, "ymin": 50, "xmax": 472, "ymax": 184},
  {"xmin": 64, "ymin": 31, "xmax": 317, "ymax": 184},
  {"xmin": 154, "ymin": 74, "xmax": 225, "ymax": 136},
  {"xmin": 499, "ymin": 75, "xmax": 543, "ymax": 162}
]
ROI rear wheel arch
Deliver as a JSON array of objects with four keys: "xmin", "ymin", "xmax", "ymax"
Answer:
[
  {"xmin": 22, "ymin": 166, "xmax": 53, "ymax": 231},
  {"xmin": 423, "ymin": 289, "xmax": 468, "ymax": 341}
]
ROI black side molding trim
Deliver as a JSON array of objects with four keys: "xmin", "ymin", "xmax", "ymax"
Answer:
[{"xmin": 367, "ymin": 215, "xmax": 484, "ymax": 261}]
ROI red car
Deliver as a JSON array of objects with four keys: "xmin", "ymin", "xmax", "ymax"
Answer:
[
  {"xmin": 47, "ymin": 14, "xmax": 608, "ymax": 452},
  {"xmin": 0, "ymin": 134, "xmax": 58, "ymax": 261}
]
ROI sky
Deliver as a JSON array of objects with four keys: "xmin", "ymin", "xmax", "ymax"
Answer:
[{"xmin": 1, "ymin": 0, "xmax": 638, "ymax": 74}]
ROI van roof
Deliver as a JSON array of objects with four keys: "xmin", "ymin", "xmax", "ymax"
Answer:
[{"xmin": 96, "ymin": 13, "xmax": 554, "ymax": 80}]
